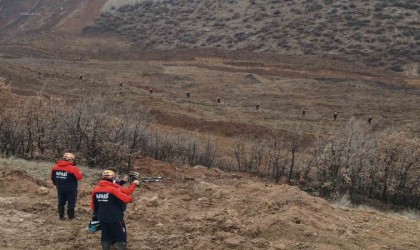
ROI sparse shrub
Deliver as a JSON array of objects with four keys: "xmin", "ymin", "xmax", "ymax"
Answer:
[
  {"xmin": 206, "ymin": 35, "xmax": 223, "ymax": 44},
  {"xmin": 231, "ymin": 12, "xmax": 241, "ymax": 20},
  {"xmin": 234, "ymin": 32, "xmax": 249, "ymax": 42},
  {"xmin": 388, "ymin": 64, "xmax": 404, "ymax": 72},
  {"xmin": 352, "ymin": 32, "xmax": 362, "ymax": 41},
  {"xmin": 312, "ymin": 25, "xmax": 324, "ymax": 36},
  {"xmin": 374, "ymin": 12, "xmax": 393, "ymax": 20},
  {"xmin": 392, "ymin": 1, "xmax": 419, "ymax": 10},
  {"xmin": 306, "ymin": 3, "xmax": 323, "ymax": 12},
  {"xmin": 213, "ymin": 21, "xmax": 226, "ymax": 27},
  {"xmin": 86, "ymin": 0, "xmax": 418, "ymax": 71},
  {"xmin": 301, "ymin": 43, "xmax": 315, "ymax": 55},
  {"xmin": 181, "ymin": 34, "xmax": 198, "ymax": 44},
  {"xmin": 277, "ymin": 39, "xmax": 290, "ymax": 49},
  {"xmin": 290, "ymin": 8, "xmax": 302, "ymax": 14}
]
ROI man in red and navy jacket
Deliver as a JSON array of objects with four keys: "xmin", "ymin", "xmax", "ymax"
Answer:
[
  {"xmin": 51, "ymin": 153, "xmax": 83, "ymax": 220},
  {"xmin": 91, "ymin": 169, "xmax": 140, "ymax": 250},
  {"xmin": 106, "ymin": 168, "xmax": 137, "ymax": 195}
]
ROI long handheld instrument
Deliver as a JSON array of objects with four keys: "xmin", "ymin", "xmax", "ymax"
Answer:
[
  {"xmin": 128, "ymin": 171, "xmax": 162, "ymax": 183},
  {"xmin": 141, "ymin": 176, "xmax": 162, "ymax": 182}
]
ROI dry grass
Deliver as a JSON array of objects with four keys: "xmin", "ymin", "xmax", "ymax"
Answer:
[
  {"xmin": 102, "ymin": 0, "xmax": 149, "ymax": 11},
  {"xmin": 0, "ymin": 157, "xmax": 101, "ymax": 183},
  {"xmin": 334, "ymin": 194, "xmax": 420, "ymax": 221},
  {"xmin": 2, "ymin": 53, "xmax": 418, "ymax": 139}
]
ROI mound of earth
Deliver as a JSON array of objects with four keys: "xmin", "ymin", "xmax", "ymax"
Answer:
[
  {"xmin": 0, "ymin": 158, "xmax": 419, "ymax": 249},
  {"xmin": 0, "ymin": 166, "xmax": 51, "ymax": 195}
]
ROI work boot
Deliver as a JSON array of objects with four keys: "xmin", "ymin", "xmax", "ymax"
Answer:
[
  {"xmin": 67, "ymin": 208, "xmax": 75, "ymax": 219},
  {"xmin": 58, "ymin": 205, "xmax": 65, "ymax": 219},
  {"xmin": 101, "ymin": 241, "xmax": 112, "ymax": 250},
  {"xmin": 115, "ymin": 242, "xmax": 127, "ymax": 250}
]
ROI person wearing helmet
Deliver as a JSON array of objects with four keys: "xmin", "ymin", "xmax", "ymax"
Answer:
[
  {"xmin": 51, "ymin": 153, "xmax": 83, "ymax": 220},
  {"xmin": 91, "ymin": 169, "xmax": 140, "ymax": 250},
  {"xmin": 107, "ymin": 168, "xmax": 129, "ymax": 186},
  {"xmin": 104, "ymin": 168, "xmax": 137, "ymax": 195}
]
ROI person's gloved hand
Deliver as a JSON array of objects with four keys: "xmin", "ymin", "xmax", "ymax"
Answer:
[
  {"xmin": 133, "ymin": 180, "xmax": 140, "ymax": 186},
  {"xmin": 129, "ymin": 171, "xmax": 140, "ymax": 178},
  {"xmin": 128, "ymin": 171, "xmax": 141, "ymax": 183}
]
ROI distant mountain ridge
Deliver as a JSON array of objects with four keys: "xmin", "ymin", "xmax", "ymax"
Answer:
[{"xmin": 84, "ymin": 0, "xmax": 420, "ymax": 72}]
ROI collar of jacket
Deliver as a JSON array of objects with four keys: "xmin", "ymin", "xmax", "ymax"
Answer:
[
  {"xmin": 97, "ymin": 180, "xmax": 121, "ymax": 187},
  {"xmin": 56, "ymin": 160, "xmax": 73, "ymax": 167}
]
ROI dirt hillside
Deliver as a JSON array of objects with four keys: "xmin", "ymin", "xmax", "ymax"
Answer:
[
  {"xmin": 0, "ymin": 157, "xmax": 418, "ymax": 250},
  {"xmin": 0, "ymin": 1, "xmax": 419, "ymax": 249},
  {"xmin": 0, "ymin": 0, "xmax": 106, "ymax": 40},
  {"xmin": 85, "ymin": 0, "xmax": 420, "ymax": 72}
]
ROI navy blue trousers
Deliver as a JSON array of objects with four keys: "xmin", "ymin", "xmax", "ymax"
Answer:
[
  {"xmin": 57, "ymin": 190, "xmax": 77, "ymax": 219},
  {"xmin": 101, "ymin": 219, "xmax": 127, "ymax": 243}
]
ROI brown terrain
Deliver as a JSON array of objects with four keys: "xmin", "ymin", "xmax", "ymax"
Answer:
[
  {"xmin": 1, "ymin": 158, "xmax": 419, "ymax": 250},
  {"xmin": 0, "ymin": 0, "xmax": 419, "ymax": 249},
  {"xmin": 84, "ymin": 0, "xmax": 419, "ymax": 71}
]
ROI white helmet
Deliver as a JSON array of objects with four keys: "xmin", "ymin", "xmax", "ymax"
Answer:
[
  {"xmin": 63, "ymin": 153, "xmax": 76, "ymax": 161},
  {"xmin": 102, "ymin": 170, "xmax": 116, "ymax": 180}
]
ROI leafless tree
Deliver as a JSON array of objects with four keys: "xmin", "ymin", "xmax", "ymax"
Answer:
[
  {"xmin": 231, "ymin": 136, "xmax": 264, "ymax": 173},
  {"xmin": 265, "ymin": 131, "xmax": 288, "ymax": 183}
]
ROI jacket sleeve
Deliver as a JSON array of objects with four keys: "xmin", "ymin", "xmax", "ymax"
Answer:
[
  {"xmin": 70, "ymin": 166, "xmax": 83, "ymax": 180},
  {"xmin": 111, "ymin": 188, "xmax": 133, "ymax": 204},
  {"xmin": 51, "ymin": 169, "xmax": 56, "ymax": 185},
  {"xmin": 120, "ymin": 183, "xmax": 137, "ymax": 195}
]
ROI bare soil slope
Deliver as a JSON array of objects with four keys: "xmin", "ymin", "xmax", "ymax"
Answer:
[
  {"xmin": 0, "ymin": 0, "xmax": 106, "ymax": 40},
  {"xmin": 0, "ymin": 158, "xmax": 419, "ymax": 250}
]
